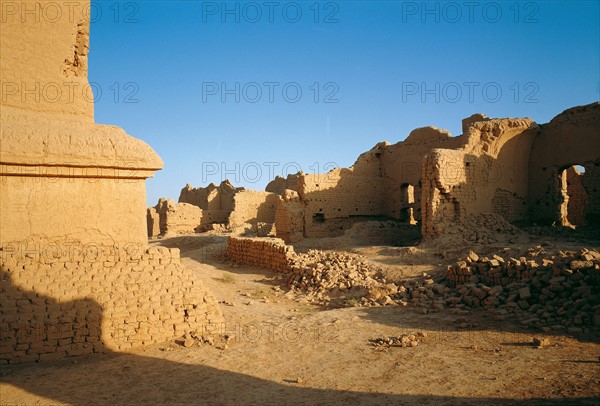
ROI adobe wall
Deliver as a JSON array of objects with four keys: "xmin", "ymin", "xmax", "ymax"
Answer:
[
  {"xmin": 274, "ymin": 190, "xmax": 305, "ymax": 243},
  {"xmin": 155, "ymin": 199, "xmax": 202, "ymax": 237},
  {"xmin": 0, "ymin": 0, "xmax": 93, "ymax": 119},
  {"xmin": 1, "ymin": 0, "xmax": 224, "ymax": 363},
  {"xmin": 179, "ymin": 180, "xmax": 239, "ymax": 226},
  {"xmin": 563, "ymin": 166, "xmax": 588, "ymax": 226},
  {"xmin": 228, "ymin": 190, "xmax": 279, "ymax": 229},
  {"xmin": 299, "ymin": 149, "xmax": 385, "ymax": 238},
  {"xmin": 421, "ymin": 117, "xmax": 538, "ymax": 239},
  {"xmin": 380, "ymin": 127, "xmax": 468, "ymax": 221},
  {"xmin": 581, "ymin": 163, "xmax": 600, "ymax": 226},
  {"xmin": 1, "ymin": 241, "xmax": 222, "ymax": 364},
  {"xmin": 147, "ymin": 207, "xmax": 160, "ymax": 238},
  {"xmin": 276, "ymin": 114, "xmax": 535, "ymax": 241},
  {"xmin": 225, "ymin": 236, "xmax": 295, "ymax": 273},
  {"xmin": 272, "ymin": 105, "xmax": 598, "ymax": 242},
  {"xmin": 528, "ymin": 103, "xmax": 600, "ymax": 226},
  {"xmin": 265, "ymin": 173, "xmax": 301, "ymax": 195}
]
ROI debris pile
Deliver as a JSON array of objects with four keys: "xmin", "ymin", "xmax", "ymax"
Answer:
[
  {"xmin": 447, "ymin": 248, "xmax": 600, "ymax": 330},
  {"xmin": 369, "ymin": 332, "xmax": 427, "ymax": 349},
  {"xmin": 227, "ymin": 237, "xmax": 600, "ymax": 331},
  {"xmin": 436, "ymin": 213, "xmax": 523, "ymax": 245},
  {"xmin": 285, "ymin": 250, "xmax": 387, "ymax": 300}
]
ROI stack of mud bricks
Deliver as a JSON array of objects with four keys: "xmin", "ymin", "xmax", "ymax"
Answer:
[
  {"xmin": 226, "ymin": 237, "xmax": 296, "ymax": 273},
  {"xmin": 0, "ymin": 244, "xmax": 222, "ymax": 364},
  {"xmin": 446, "ymin": 250, "xmax": 599, "ymax": 288},
  {"xmin": 447, "ymin": 251, "xmax": 548, "ymax": 288}
]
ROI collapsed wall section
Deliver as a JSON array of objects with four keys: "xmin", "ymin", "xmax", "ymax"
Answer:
[
  {"xmin": 274, "ymin": 190, "xmax": 305, "ymax": 243},
  {"xmin": 179, "ymin": 181, "xmax": 240, "ymax": 227},
  {"xmin": 380, "ymin": 127, "xmax": 468, "ymax": 222},
  {"xmin": 421, "ymin": 117, "xmax": 538, "ymax": 239},
  {"xmin": 147, "ymin": 207, "xmax": 160, "ymax": 238},
  {"xmin": 528, "ymin": 103, "xmax": 600, "ymax": 226},
  {"xmin": 155, "ymin": 198, "xmax": 202, "ymax": 237},
  {"xmin": 265, "ymin": 173, "xmax": 301, "ymax": 195}
]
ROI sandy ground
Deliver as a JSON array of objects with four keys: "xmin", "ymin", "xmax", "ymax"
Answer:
[{"xmin": 1, "ymin": 235, "xmax": 599, "ymax": 405}]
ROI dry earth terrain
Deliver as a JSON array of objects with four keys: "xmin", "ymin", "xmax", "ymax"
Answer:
[{"xmin": 1, "ymin": 233, "xmax": 599, "ymax": 405}]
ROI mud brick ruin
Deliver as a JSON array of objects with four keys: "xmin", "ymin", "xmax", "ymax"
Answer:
[
  {"xmin": 152, "ymin": 104, "xmax": 600, "ymax": 245},
  {"xmin": 280, "ymin": 108, "xmax": 599, "ymax": 243},
  {"xmin": 2, "ymin": 0, "xmax": 599, "ymax": 368},
  {"xmin": 149, "ymin": 180, "xmax": 280, "ymax": 238},
  {"xmin": 0, "ymin": 1, "xmax": 222, "ymax": 364}
]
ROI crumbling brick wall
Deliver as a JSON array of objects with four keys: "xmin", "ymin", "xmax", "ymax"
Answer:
[
  {"xmin": 563, "ymin": 166, "xmax": 588, "ymax": 226},
  {"xmin": 274, "ymin": 190, "xmax": 305, "ymax": 243},
  {"xmin": 421, "ymin": 117, "xmax": 538, "ymax": 238},
  {"xmin": 528, "ymin": 103, "xmax": 600, "ymax": 226},
  {"xmin": 270, "ymin": 104, "xmax": 599, "ymax": 242},
  {"xmin": 225, "ymin": 236, "xmax": 295, "ymax": 272},
  {"xmin": 380, "ymin": 127, "xmax": 468, "ymax": 222},
  {"xmin": 155, "ymin": 198, "xmax": 202, "ymax": 237},
  {"xmin": 265, "ymin": 173, "xmax": 301, "ymax": 195},
  {"xmin": 179, "ymin": 181, "xmax": 240, "ymax": 227},
  {"xmin": 581, "ymin": 163, "xmax": 600, "ymax": 226},
  {"xmin": 273, "ymin": 124, "xmax": 470, "ymax": 241},
  {"xmin": 147, "ymin": 207, "xmax": 160, "ymax": 238},
  {"xmin": 228, "ymin": 190, "xmax": 279, "ymax": 229},
  {"xmin": 299, "ymin": 156, "xmax": 385, "ymax": 238},
  {"xmin": 0, "ymin": 239, "xmax": 223, "ymax": 364}
]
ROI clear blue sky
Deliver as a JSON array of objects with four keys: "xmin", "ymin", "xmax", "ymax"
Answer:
[{"xmin": 88, "ymin": 1, "xmax": 600, "ymax": 206}]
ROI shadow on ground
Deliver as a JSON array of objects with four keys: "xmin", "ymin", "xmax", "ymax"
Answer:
[
  {"xmin": 1, "ymin": 351, "xmax": 597, "ymax": 405},
  {"xmin": 353, "ymin": 305, "xmax": 600, "ymax": 346}
]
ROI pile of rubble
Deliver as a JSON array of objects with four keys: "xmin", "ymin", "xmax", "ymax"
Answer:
[
  {"xmin": 284, "ymin": 247, "xmax": 600, "ymax": 331},
  {"xmin": 369, "ymin": 332, "xmax": 427, "ymax": 349},
  {"xmin": 446, "ymin": 248, "xmax": 600, "ymax": 331},
  {"xmin": 285, "ymin": 250, "xmax": 388, "ymax": 302},
  {"xmin": 226, "ymin": 237, "xmax": 600, "ymax": 332},
  {"xmin": 436, "ymin": 213, "xmax": 523, "ymax": 246},
  {"xmin": 282, "ymin": 250, "xmax": 450, "ymax": 309}
]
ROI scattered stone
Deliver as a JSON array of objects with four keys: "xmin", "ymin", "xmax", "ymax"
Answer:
[
  {"xmin": 369, "ymin": 332, "xmax": 426, "ymax": 349},
  {"xmin": 532, "ymin": 337, "xmax": 550, "ymax": 347},
  {"xmin": 519, "ymin": 287, "xmax": 531, "ymax": 300}
]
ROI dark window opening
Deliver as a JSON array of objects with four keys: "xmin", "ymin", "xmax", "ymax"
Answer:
[
  {"xmin": 313, "ymin": 213, "xmax": 325, "ymax": 223},
  {"xmin": 453, "ymin": 199, "xmax": 460, "ymax": 221}
]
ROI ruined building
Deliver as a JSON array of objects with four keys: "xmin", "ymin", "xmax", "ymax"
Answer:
[
  {"xmin": 149, "ymin": 180, "xmax": 279, "ymax": 238},
  {"xmin": 148, "ymin": 103, "xmax": 599, "ymax": 244},
  {"xmin": 273, "ymin": 104, "xmax": 600, "ymax": 243},
  {"xmin": 0, "ymin": 1, "xmax": 222, "ymax": 364}
]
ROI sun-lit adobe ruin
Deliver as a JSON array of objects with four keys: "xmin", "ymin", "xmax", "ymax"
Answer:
[
  {"xmin": 150, "ymin": 103, "xmax": 600, "ymax": 245},
  {"xmin": 1, "ymin": 2, "xmax": 600, "ymax": 404},
  {"xmin": 0, "ymin": 0, "xmax": 222, "ymax": 364}
]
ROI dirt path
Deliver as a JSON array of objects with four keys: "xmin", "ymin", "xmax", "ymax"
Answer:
[{"xmin": 1, "ymin": 237, "xmax": 599, "ymax": 405}]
